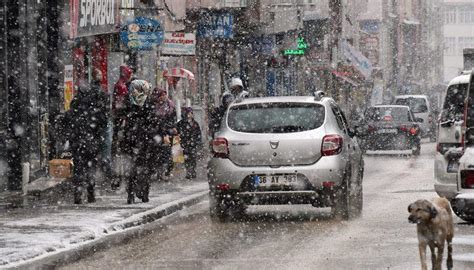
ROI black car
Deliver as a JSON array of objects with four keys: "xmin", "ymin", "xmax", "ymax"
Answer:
[{"xmin": 358, "ymin": 105, "xmax": 422, "ymax": 155}]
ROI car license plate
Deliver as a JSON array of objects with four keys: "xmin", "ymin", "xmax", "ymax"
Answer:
[
  {"xmin": 256, "ymin": 175, "xmax": 298, "ymax": 187},
  {"xmin": 377, "ymin": 128, "xmax": 397, "ymax": 134},
  {"xmin": 447, "ymin": 160, "xmax": 459, "ymax": 173}
]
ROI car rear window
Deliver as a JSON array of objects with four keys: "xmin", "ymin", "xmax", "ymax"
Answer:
[
  {"xmin": 227, "ymin": 102, "xmax": 325, "ymax": 133},
  {"xmin": 365, "ymin": 107, "xmax": 411, "ymax": 122},
  {"xmin": 440, "ymin": 83, "xmax": 468, "ymax": 122},
  {"xmin": 394, "ymin": 97, "xmax": 428, "ymax": 113}
]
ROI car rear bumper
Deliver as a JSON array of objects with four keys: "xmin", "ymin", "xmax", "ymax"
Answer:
[
  {"xmin": 207, "ymin": 155, "xmax": 347, "ymax": 191},
  {"xmin": 434, "ymin": 153, "xmax": 458, "ymax": 199},
  {"xmin": 453, "ymin": 192, "xmax": 474, "ymax": 216},
  {"xmin": 361, "ymin": 133, "xmax": 419, "ymax": 150}
]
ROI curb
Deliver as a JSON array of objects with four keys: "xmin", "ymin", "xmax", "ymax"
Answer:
[{"xmin": 6, "ymin": 190, "xmax": 209, "ymax": 270}]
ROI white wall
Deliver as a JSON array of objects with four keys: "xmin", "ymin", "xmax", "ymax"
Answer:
[{"xmin": 443, "ymin": 0, "xmax": 474, "ymax": 82}]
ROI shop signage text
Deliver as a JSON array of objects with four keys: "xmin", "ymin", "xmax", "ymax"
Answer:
[
  {"xmin": 79, "ymin": 0, "xmax": 116, "ymax": 27},
  {"xmin": 283, "ymin": 37, "xmax": 308, "ymax": 56},
  {"xmin": 197, "ymin": 12, "xmax": 233, "ymax": 39},
  {"xmin": 70, "ymin": 0, "xmax": 120, "ymax": 38},
  {"xmin": 161, "ymin": 32, "xmax": 196, "ymax": 55},
  {"xmin": 120, "ymin": 17, "xmax": 164, "ymax": 50}
]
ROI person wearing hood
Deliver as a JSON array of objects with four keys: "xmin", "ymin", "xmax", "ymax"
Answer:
[
  {"xmin": 177, "ymin": 107, "xmax": 202, "ymax": 179},
  {"xmin": 153, "ymin": 88, "xmax": 177, "ymax": 178},
  {"xmin": 209, "ymin": 77, "xmax": 249, "ymax": 138},
  {"xmin": 111, "ymin": 65, "xmax": 133, "ymax": 189},
  {"xmin": 221, "ymin": 77, "xmax": 249, "ymax": 108},
  {"xmin": 121, "ymin": 80, "xmax": 162, "ymax": 204},
  {"xmin": 66, "ymin": 69, "xmax": 109, "ymax": 204}
]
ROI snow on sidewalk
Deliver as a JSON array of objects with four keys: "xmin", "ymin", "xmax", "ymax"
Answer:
[{"xmin": 0, "ymin": 179, "xmax": 208, "ymax": 267}]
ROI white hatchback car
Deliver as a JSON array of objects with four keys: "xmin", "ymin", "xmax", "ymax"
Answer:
[
  {"xmin": 434, "ymin": 73, "xmax": 470, "ymax": 200},
  {"xmin": 207, "ymin": 95, "xmax": 364, "ymax": 221}
]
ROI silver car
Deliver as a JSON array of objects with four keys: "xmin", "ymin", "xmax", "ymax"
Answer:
[{"xmin": 207, "ymin": 95, "xmax": 364, "ymax": 221}]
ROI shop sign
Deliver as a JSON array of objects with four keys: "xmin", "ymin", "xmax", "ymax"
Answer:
[
  {"xmin": 341, "ymin": 41, "xmax": 373, "ymax": 79},
  {"xmin": 161, "ymin": 32, "xmax": 196, "ymax": 55},
  {"xmin": 120, "ymin": 17, "xmax": 164, "ymax": 50},
  {"xmin": 69, "ymin": 0, "xmax": 120, "ymax": 38},
  {"xmin": 64, "ymin": 65, "xmax": 74, "ymax": 111},
  {"xmin": 197, "ymin": 12, "xmax": 233, "ymax": 39},
  {"xmin": 283, "ymin": 37, "xmax": 309, "ymax": 56}
]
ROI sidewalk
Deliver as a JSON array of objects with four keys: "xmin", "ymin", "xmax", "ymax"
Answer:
[{"xmin": 0, "ymin": 164, "xmax": 209, "ymax": 268}]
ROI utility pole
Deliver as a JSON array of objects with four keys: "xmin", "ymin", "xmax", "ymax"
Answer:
[{"xmin": 328, "ymin": 0, "xmax": 342, "ymax": 99}]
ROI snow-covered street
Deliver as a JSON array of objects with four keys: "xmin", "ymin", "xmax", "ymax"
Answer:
[{"xmin": 58, "ymin": 141, "xmax": 474, "ymax": 269}]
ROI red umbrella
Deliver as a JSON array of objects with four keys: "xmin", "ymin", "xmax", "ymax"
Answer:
[{"xmin": 163, "ymin": 67, "xmax": 195, "ymax": 80}]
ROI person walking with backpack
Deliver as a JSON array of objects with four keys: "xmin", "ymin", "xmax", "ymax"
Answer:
[{"xmin": 177, "ymin": 107, "xmax": 202, "ymax": 179}]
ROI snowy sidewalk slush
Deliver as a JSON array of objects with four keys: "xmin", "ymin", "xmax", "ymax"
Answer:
[{"xmin": 0, "ymin": 177, "xmax": 209, "ymax": 269}]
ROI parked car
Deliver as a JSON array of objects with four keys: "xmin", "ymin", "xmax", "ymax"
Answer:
[
  {"xmin": 452, "ymin": 147, "xmax": 474, "ymax": 222},
  {"xmin": 357, "ymin": 105, "xmax": 421, "ymax": 155},
  {"xmin": 434, "ymin": 72, "xmax": 470, "ymax": 200},
  {"xmin": 393, "ymin": 95, "xmax": 436, "ymax": 141},
  {"xmin": 451, "ymin": 71, "xmax": 474, "ymax": 222},
  {"xmin": 207, "ymin": 95, "xmax": 364, "ymax": 221}
]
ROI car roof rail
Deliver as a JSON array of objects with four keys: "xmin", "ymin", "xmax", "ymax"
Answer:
[{"xmin": 313, "ymin": 90, "xmax": 325, "ymax": 101}]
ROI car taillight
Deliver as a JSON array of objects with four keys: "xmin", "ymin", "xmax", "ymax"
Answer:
[
  {"xmin": 212, "ymin": 137, "xmax": 229, "ymax": 158},
  {"xmin": 321, "ymin": 135, "xmax": 343, "ymax": 156},
  {"xmin": 461, "ymin": 170, "xmax": 474, "ymax": 189},
  {"xmin": 399, "ymin": 125, "xmax": 408, "ymax": 132}
]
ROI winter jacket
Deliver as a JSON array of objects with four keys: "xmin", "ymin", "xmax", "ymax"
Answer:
[
  {"xmin": 177, "ymin": 119, "xmax": 202, "ymax": 151},
  {"xmin": 113, "ymin": 65, "xmax": 133, "ymax": 113},
  {"xmin": 155, "ymin": 99, "xmax": 177, "ymax": 137},
  {"xmin": 66, "ymin": 84, "xmax": 109, "ymax": 158},
  {"xmin": 121, "ymin": 98, "xmax": 163, "ymax": 156}
]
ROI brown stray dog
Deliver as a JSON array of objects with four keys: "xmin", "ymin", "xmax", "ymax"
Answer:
[{"xmin": 408, "ymin": 198, "xmax": 454, "ymax": 270}]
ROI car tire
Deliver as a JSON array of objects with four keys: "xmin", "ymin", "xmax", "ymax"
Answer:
[
  {"xmin": 209, "ymin": 193, "xmax": 246, "ymax": 222},
  {"xmin": 331, "ymin": 170, "xmax": 351, "ymax": 220},
  {"xmin": 352, "ymin": 164, "xmax": 364, "ymax": 216},
  {"xmin": 209, "ymin": 193, "xmax": 228, "ymax": 222},
  {"xmin": 451, "ymin": 203, "xmax": 474, "ymax": 223},
  {"xmin": 412, "ymin": 144, "xmax": 421, "ymax": 156}
]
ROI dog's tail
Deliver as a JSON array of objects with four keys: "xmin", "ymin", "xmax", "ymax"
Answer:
[{"xmin": 434, "ymin": 197, "xmax": 453, "ymax": 216}]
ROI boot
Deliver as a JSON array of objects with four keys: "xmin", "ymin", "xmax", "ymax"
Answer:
[
  {"xmin": 142, "ymin": 184, "xmax": 150, "ymax": 203},
  {"xmin": 87, "ymin": 190, "xmax": 96, "ymax": 203},
  {"xmin": 74, "ymin": 187, "xmax": 83, "ymax": 204},
  {"xmin": 127, "ymin": 192, "xmax": 135, "ymax": 204}
]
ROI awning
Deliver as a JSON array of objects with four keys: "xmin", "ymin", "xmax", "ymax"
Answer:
[
  {"xmin": 332, "ymin": 71, "xmax": 360, "ymax": 87},
  {"xmin": 163, "ymin": 67, "xmax": 195, "ymax": 80}
]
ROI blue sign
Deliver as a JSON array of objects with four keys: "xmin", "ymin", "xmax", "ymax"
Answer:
[
  {"xmin": 360, "ymin": 20, "xmax": 380, "ymax": 34},
  {"xmin": 197, "ymin": 12, "xmax": 233, "ymax": 39},
  {"xmin": 120, "ymin": 17, "xmax": 164, "ymax": 50}
]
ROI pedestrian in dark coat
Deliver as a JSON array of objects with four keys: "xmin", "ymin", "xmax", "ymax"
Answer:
[
  {"xmin": 153, "ymin": 89, "xmax": 177, "ymax": 178},
  {"xmin": 121, "ymin": 80, "xmax": 162, "ymax": 204},
  {"xmin": 111, "ymin": 65, "xmax": 134, "ymax": 189},
  {"xmin": 66, "ymin": 70, "xmax": 109, "ymax": 204},
  {"xmin": 177, "ymin": 107, "xmax": 202, "ymax": 179}
]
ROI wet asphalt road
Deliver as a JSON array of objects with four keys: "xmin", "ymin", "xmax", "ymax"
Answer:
[{"xmin": 63, "ymin": 141, "xmax": 474, "ymax": 270}]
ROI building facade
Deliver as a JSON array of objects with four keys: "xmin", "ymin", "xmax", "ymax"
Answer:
[{"xmin": 443, "ymin": 0, "xmax": 474, "ymax": 82}]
